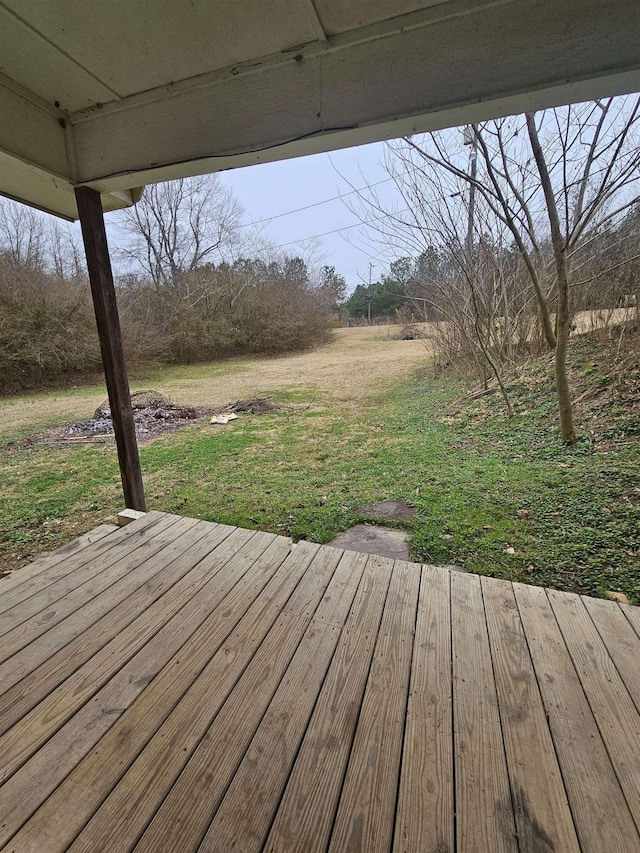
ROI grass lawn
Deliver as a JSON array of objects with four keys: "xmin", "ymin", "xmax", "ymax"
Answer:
[{"xmin": 1, "ymin": 324, "xmax": 638, "ymax": 604}]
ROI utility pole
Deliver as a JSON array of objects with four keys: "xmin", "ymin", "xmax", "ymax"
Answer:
[
  {"xmin": 463, "ymin": 124, "xmax": 478, "ymax": 258},
  {"xmin": 463, "ymin": 124, "xmax": 487, "ymax": 388},
  {"xmin": 367, "ymin": 262, "xmax": 373, "ymax": 323}
]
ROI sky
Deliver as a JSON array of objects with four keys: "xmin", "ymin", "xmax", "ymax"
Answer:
[
  {"xmin": 219, "ymin": 140, "xmax": 400, "ymax": 289},
  {"xmin": 61, "ymin": 135, "xmax": 408, "ymax": 291}
]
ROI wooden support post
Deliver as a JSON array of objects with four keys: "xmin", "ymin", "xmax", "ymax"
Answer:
[{"xmin": 75, "ymin": 186, "xmax": 146, "ymax": 511}]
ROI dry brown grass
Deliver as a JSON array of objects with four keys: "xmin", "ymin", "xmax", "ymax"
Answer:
[
  {"xmin": 2, "ymin": 310, "xmax": 629, "ymax": 438},
  {"xmin": 179, "ymin": 326, "xmax": 433, "ymax": 409},
  {"xmin": 0, "ymin": 325, "xmax": 433, "ymax": 437}
]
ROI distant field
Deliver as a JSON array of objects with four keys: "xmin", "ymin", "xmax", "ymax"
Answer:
[
  {"xmin": 0, "ymin": 324, "xmax": 432, "ymax": 439},
  {"xmin": 2, "ymin": 311, "xmax": 634, "ymax": 440}
]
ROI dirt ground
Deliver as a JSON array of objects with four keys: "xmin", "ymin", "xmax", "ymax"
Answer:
[{"xmin": 0, "ymin": 325, "xmax": 433, "ymax": 437}]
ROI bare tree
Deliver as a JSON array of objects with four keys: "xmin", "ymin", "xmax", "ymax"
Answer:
[
  {"xmin": 0, "ymin": 201, "xmax": 47, "ymax": 272},
  {"xmin": 525, "ymin": 113, "xmax": 575, "ymax": 441},
  {"xmin": 346, "ymin": 95, "xmax": 640, "ymax": 443},
  {"xmin": 116, "ymin": 175, "xmax": 243, "ymax": 290}
]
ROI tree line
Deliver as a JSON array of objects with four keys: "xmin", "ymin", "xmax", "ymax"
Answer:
[{"xmin": 0, "ymin": 178, "xmax": 343, "ymax": 393}]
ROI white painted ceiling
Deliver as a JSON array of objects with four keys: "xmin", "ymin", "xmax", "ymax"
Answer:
[{"xmin": 1, "ymin": 0, "xmax": 639, "ymax": 218}]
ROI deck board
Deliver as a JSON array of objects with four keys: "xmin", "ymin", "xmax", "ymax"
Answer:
[
  {"xmin": 0, "ymin": 512, "xmax": 165, "ymax": 616},
  {"xmin": 1, "ymin": 512, "xmax": 639, "ymax": 852},
  {"xmin": 0, "ymin": 522, "xmax": 117, "ymax": 602},
  {"xmin": 582, "ymin": 595, "xmax": 640, "ymax": 709},
  {"xmin": 514, "ymin": 583, "xmax": 640, "ymax": 852},
  {"xmin": 328, "ymin": 560, "xmax": 420, "ymax": 853},
  {"xmin": 393, "ymin": 565, "xmax": 453, "ymax": 853},
  {"xmin": 482, "ymin": 577, "xmax": 580, "ymax": 853},
  {"xmin": 265, "ymin": 554, "xmax": 393, "ymax": 853},
  {"xmin": 199, "ymin": 550, "xmax": 369, "ymax": 853},
  {"xmin": 451, "ymin": 571, "xmax": 517, "ymax": 853},
  {"xmin": 548, "ymin": 589, "xmax": 640, "ymax": 835},
  {"xmin": 0, "ymin": 513, "xmax": 184, "ymax": 649},
  {"xmin": 10, "ymin": 533, "xmax": 304, "ymax": 853}
]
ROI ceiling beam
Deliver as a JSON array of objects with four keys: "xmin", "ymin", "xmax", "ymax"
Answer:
[
  {"xmin": 0, "ymin": 82, "xmax": 141, "ymax": 218},
  {"xmin": 70, "ymin": 0, "xmax": 640, "ymax": 192},
  {"xmin": 0, "ymin": 78, "xmax": 70, "ymax": 180}
]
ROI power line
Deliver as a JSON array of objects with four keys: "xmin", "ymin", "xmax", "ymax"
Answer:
[
  {"xmin": 238, "ymin": 177, "xmax": 394, "ymax": 229},
  {"xmin": 277, "ymin": 206, "xmax": 411, "ymax": 248}
]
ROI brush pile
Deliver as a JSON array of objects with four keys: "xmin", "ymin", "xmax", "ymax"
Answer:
[
  {"xmin": 45, "ymin": 390, "xmax": 199, "ymax": 443},
  {"xmin": 211, "ymin": 397, "xmax": 279, "ymax": 415}
]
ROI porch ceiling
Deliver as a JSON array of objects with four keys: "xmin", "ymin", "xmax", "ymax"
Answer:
[{"xmin": 1, "ymin": 0, "xmax": 640, "ymax": 218}]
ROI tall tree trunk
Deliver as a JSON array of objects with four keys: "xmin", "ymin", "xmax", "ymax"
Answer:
[
  {"xmin": 534, "ymin": 268, "xmax": 557, "ymax": 350},
  {"xmin": 526, "ymin": 113, "xmax": 576, "ymax": 444}
]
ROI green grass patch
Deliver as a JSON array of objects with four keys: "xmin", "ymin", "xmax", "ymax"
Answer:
[{"xmin": 1, "ymin": 360, "xmax": 638, "ymax": 602}]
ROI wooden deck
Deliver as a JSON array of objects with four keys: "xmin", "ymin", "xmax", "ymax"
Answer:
[{"xmin": 0, "ymin": 511, "xmax": 639, "ymax": 852}]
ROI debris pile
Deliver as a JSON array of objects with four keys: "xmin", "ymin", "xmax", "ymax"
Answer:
[
  {"xmin": 31, "ymin": 392, "xmax": 302, "ymax": 446},
  {"xmin": 50, "ymin": 390, "xmax": 199, "ymax": 443},
  {"xmin": 211, "ymin": 397, "xmax": 280, "ymax": 416}
]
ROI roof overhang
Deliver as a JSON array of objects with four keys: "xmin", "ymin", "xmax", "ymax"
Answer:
[{"xmin": 2, "ymin": 0, "xmax": 640, "ymax": 219}]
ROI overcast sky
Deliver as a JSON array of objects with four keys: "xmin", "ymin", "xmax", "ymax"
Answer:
[{"xmin": 220, "ymin": 140, "xmax": 400, "ymax": 289}]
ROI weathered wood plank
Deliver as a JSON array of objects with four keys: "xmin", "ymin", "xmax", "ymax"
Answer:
[
  {"xmin": 514, "ymin": 582, "xmax": 640, "ymax": 851},
  {"xmin": 0, "ymin": 522, "xmax": 234, "ymax": 704},
  {"xmin": 328, "ymin": 560, "xmax": 420, "ymax": 853},
  {"xmin": 199, "ymin": 551, "xmax": 370, "ymax": 853},
  {"xmin": 548, "ymin": 588, "xmax": 640, "ymax": 834},
  {"xmin": 75, "ymin": 185, "xmax": 146, "ymax": 511},
  {"xmin": 0, "ymin": 533, "xmax": 293, "ymax": 850},
  {"xmin": 0, "ymin": 526, "xmax": 248, "ymax": 802},
  {"xmin": 0, "ymin": 523, "xmax": 236, "ymax": 726},
  {"xmin": 0, "ymin": 515, "xmax": 198, "ymax": 693},
  {"xmin": 0, "ymin": 512, "xmax": 180, "ymax": 644},
  {"xmin": 0, "ymin": 523, "xmax": 116, "ymax": 595},
  {"xmin": 69, "ymin": 544, "xmax": 343, "ymax": 853},
  {"xmin": 583, "ymin": 596, "xmax": 640, "ymax": 710},
  {"xmin": 5, "ymin": 514, "xmax": 640, "ymax": 853},
  {"xmin": 0, "ymin": 528, "xmax": 265, "ymax": 783},
  {"xmin": 0, "ymin": 512, "xmax": 163, "ymax": 615},
  {"xmin": 482, "ymin": 577, "xmax": 580, "ymax": 853},
  {"xmin": 393, "ymin": 566, "xmax": 454, "ymax": 853},
  {"xmin": 621, "ymin": 600, "xmax": 640, "ymax": 640},
  {"xmin": 450, "ymin": 571, "xmax": 517, "ymax": 853},
  {"xmin": 265, "ymin": 554, "xmax": 393, "ymax": 853}
]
